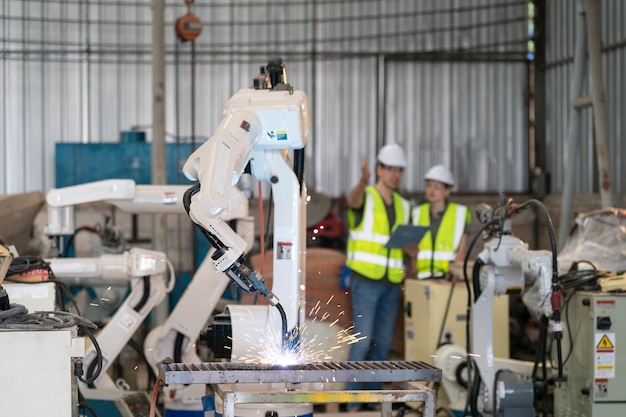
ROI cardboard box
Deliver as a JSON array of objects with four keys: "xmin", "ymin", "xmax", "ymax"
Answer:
[{"xmin": 0, "ymin": 191, "xmax": 45, "ymax": 255}]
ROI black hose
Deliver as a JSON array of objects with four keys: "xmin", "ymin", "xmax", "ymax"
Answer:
[
  {"xmin": 294, "ymin": 148, "xmax": 305, "ymax": 193},
  {"xmin": 62, "ymin": 225, "xmax": 99, "ymax": 258},
  {"xmin": 471, "ymin": 259, "xmax": 484, "ymax": 303},
  {"xmin": 275, "ymin": 302, "xmax": 289, "ymax": 349},
  {"xmin": 531, "ymin": 315, "xmax": 549, "ymax": 382},
  {"xmin": 517, "ymin": 199, "xmax": 558, "ymax": 286},
  {"xmin": 469, "ymin": 361, "xmax": 481, "ymax": 417},
  {"xmin": 517, "ymin": 199, "xmax": 563, "ymax": 381},
  {"xmin": 83, "ymin": 326, "xmax": 104, "ymax": 388},
  {"xmin": 183, "ymin": 182, "xmax": 199, "ymax": 214},
  {"xmin": 132, "ymin": 276, "xmax": 151, "ymax": 313},
  {"xmin": 174, "ymin": 332, "xmax": 186, "ymax": 363}
]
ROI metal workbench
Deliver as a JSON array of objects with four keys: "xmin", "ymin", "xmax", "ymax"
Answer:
[{"xmin": 159, "ymin": 360, "xmax": 441, "ymax": 417}]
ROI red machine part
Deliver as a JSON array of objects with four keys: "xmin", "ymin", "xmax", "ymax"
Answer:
[{"xmin": 175, "ymin": 12, "xmax": 203, "ymax": 42}]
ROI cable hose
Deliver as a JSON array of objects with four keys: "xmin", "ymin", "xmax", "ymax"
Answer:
[
  {"xmin": 84, "ymin": 326, "xmax": 105, "ymax": 387},
  {"xmin": 174, "ymin": 331, "xmax": 185, "ymax": 363},
  {"xmin": 275, "ymin": 302, "xmax": 289, "ymax": 349},
  {"xmin": 517, "ymin": 199, "xmax": 564, "ymax": 382},
  {"xmin": 132, "ymin": 275, "xmax": 151, "ymax": 313}
]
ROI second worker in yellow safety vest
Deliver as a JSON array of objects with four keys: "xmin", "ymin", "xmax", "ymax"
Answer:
[{"xmin": 406, "ymin": 164, "xmax": 472, "ymax": 279}]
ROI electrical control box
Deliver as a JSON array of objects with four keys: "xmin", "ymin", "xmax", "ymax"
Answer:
[
  {"xmin": 0, "ymin": 328, "xmax": 84, "ymax": 417},
  {"xmin": 404, "ymin": 278, "xmax": 510, "ymax": 363},
  {"xmin": 3, "ymin": 281, "xmax": 56, "ymax": 312},
  {"xmin": 554, "ymin": 291, "xmax": 626, "ymax": 417}
]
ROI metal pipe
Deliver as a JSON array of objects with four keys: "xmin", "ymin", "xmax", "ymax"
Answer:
[{"xmin": 151, "ymin": 0, "xmax": 168, "ymax": 325}]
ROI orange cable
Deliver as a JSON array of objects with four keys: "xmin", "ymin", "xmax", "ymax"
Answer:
[{"xmin": 149, "ymin": 378, "xmax": 162, "ymax": 417}]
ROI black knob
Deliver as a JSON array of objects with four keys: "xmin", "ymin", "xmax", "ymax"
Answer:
[{"xmin": 597, "ymin": 316, "xmax": 612, "ymax": 330}]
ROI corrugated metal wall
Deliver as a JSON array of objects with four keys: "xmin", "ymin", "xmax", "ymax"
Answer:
[
  {"xmin": 545, "ymin": 0, "xmax": 626, "ymax": 194},
  {"xmin": 386, "ymin": 61, "xmax": 529, "ymax": 192},
  {"xmin": 1, "ymin": 0, "xmax": 530, "ymax": 197}
]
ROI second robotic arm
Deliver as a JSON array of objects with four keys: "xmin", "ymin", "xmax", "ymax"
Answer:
[{"xmin": 49, "ymin": 248, "xmax": 172, "ymax": 391}]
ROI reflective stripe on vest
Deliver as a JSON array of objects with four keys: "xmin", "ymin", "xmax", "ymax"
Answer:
[
  {"xmin": 346, "ymin": 186, "xmax": 410, "ymax": 283},
  {"xmin": 412, "ymin": 202, "xmax": 468, "ymax": 279}
]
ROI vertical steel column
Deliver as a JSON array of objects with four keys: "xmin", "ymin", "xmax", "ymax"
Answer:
[
  {"xmin": 80, "ymin": 0, "xmax": 90, "ymax": 144},
  {"xmin": 559, "ymin": 1, "xmax": 588, "ymax": 249},
  {"xmin": 152, "ymin": 0, "xmax": 169, "ymax": 324},
  {"xmin": 586, "ymin": 0, "xmax": 612, "ymax": 208},
  {"xmin": 558, "ymin": 0, "xmax": 613, "ymax": 249},
  {"xmin": 376, "ymin": 53, "xmax": 386, "ymax": 150}
]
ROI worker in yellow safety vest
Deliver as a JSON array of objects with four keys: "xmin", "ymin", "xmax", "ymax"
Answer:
[
  {"xmin": 344, "ymin": 143, "xmax": 412, "ymax": 412},
  {"xmin": 407, "ymin": 164, "xmax": 471, "ymax": 279}
]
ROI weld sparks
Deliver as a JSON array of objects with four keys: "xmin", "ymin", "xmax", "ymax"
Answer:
[{"xmin": 232, "ymin": 296, "xmax": 366, "ymax": 366}]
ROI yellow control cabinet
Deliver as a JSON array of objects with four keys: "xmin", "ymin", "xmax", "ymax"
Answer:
[{"xmin": 404, "ymin": 278, "xmax": 509, "ymax": 363}]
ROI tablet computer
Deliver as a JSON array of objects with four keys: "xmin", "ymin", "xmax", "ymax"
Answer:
[{"xmin": 385, "ymin": 225, "xmax": 429, "ymax": 249}]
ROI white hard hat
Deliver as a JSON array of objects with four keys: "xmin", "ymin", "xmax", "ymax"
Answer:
[
  {"xmin": 377, "ymin": 143, "xmax": 407, "ymax": 167},
  {"xmin": 425, "ymin": 164, "xmax": 455, "ymax": 186}
]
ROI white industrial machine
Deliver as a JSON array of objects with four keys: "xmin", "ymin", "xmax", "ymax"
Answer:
[
  {"xmin": 435, "ymin": 196, "xmax": 563, "ymax": 417},
  {"xmin": 552, "ymin": 290, "xmax": 626, "ymax": 417},
  {"xmin": 0, "ymin": 242, "xmax": 86, "ymax": 417},
  {"xmin": 0, "ymin": 321, "xmax": 86, "ymax": 417},
  {"xmin": 176, "ymin": 58, "xmax": 313, "ymax": 416},
  {"xmin": 549, "ymin": 208, "xmax": 626, "ymax": 417}
]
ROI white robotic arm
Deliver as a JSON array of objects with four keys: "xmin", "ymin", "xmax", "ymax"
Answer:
[
  {"xmin": 181, "ymin": 74, "xmax": 311, "ymax": 358},
  {"xmin": 152, "ymin": 58, "xmax": 312, "ymax": 417},
  {"xmin": 44, "ymin": 179, "xmax": 191, "ymax": 257},
  {"xmin": 45, "ymin": 178, "xmax": 253, "ymax": 251},
  {"xmin": 48, "ymin": 247, "xmax": 172, "ymax": 391},
  {"xmin": 182, "ymin": 88, "xmax": 310, "ymax": 303},
  {"xmin": 461, "ymin": 198, "xmax": 561, "ymax": 416},
  {"xmin": 471, "ymin": 233, "xmax": 553, "ymax": 414}
]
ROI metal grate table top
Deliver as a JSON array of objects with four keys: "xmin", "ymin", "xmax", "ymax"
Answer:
[{"xmin": 159, "ymin": 360, "xmax": 441, "ymax": 385}]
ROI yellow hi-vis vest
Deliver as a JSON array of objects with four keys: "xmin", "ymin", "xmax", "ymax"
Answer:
[
  {"xmin": 412, "ymin": 202, "xmax": 470, "ymax": 279},
  {"xmin": 346, "ymin": 186, "xmax": 410, "ymax": 283}
]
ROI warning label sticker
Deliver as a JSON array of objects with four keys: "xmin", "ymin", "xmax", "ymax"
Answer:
[
  {"xmin": 597, "ymin": 334, "xmax": 614, "ymax": 349},
  {"xmin": 595, "ymin": 381, "xmax": 608, "ymax": 398},
  {"xmin": 595, "ymin": 333, "xmax": 616, "ymax": 379},
  {"xmin": 276, "ymin": 242, "xmax": 293, "ymax": 260}
]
